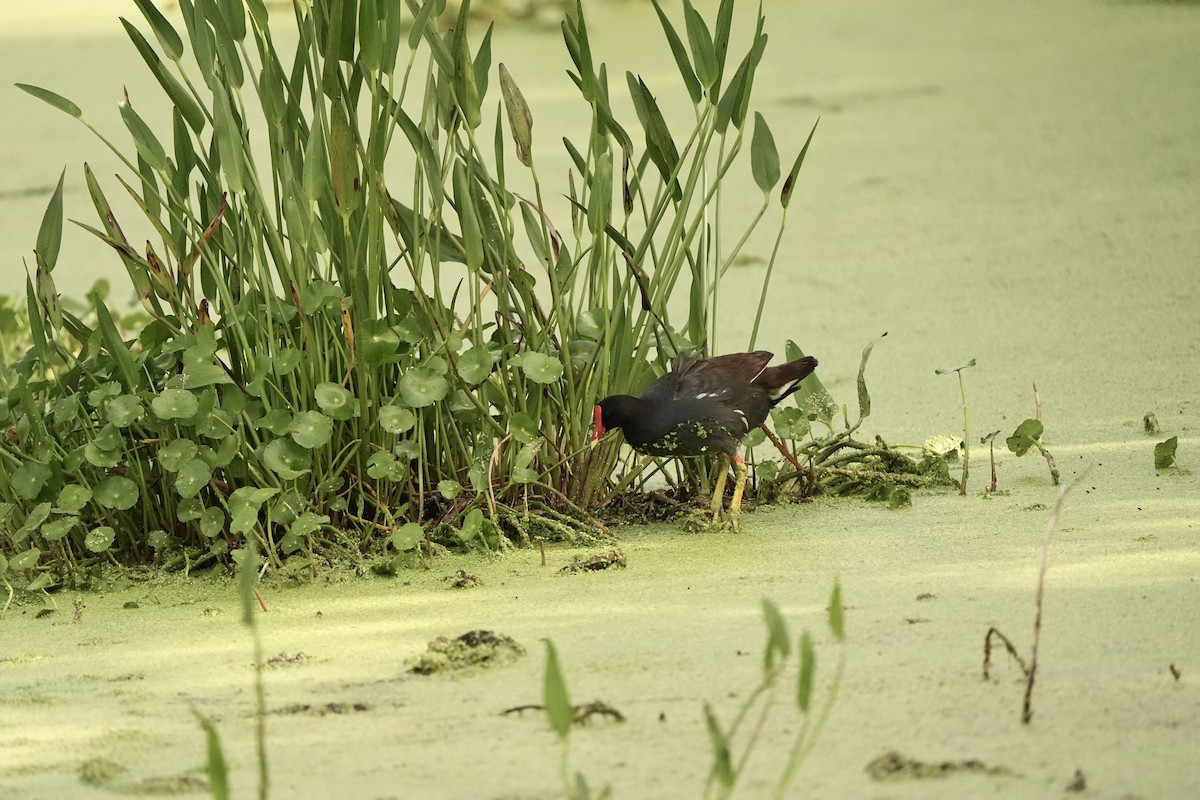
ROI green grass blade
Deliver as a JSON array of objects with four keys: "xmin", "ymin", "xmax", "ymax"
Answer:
[
  {"xmin": 119, "ymin": 100, "xmax": 169, "ymax": 172},
  {"xmin": 856, "ymin": 333, "xmax": 886, "ymax": 422},
  {"xmin": 828, "ymin": 579, "xmax": 844, "ymax": 642},
  {"xmin": 542, "ymin": 640, "xmax": 573, "ymax": 740},
  {"xmin": 761, "ymin": 598, "xmax": 790, "ymax": 675},
  {"xmin": 499, "ymin": 64, "xmax": 533, "ymax": 167},
  {"xmin": 191, "ymin": 708, "xmax": 230, "ymax": 800},
  {"xmin": 781, "ymin": 118, "xmax": 819, "ymax": 209},
  {"xmin": 14, "ymin": 83, "xmax": 82, "ymax": 119},
  {"xmin": 796, "ymin": 630, "xmax": 815, "ymax": 712},
  {"xmin": 649, "ymin": 0, "xmax": 701, "ymax": 105},
  {"xmin": 132, "ymin": 0, "xmax": 185, "ymax": 60},
  {"xmin": 750, "ymin": 112, "xmax": 779, "ymax": 192},
  {"xmin": 35, "ymin": 169, "xmax": 66, "ymax": 273},
  {"xmin": 682, "ymin": 0, "xmax": 717, "ymax": 92},
  {"xmin": 704, "ymin": 702, "xmax": 735, "ymax": 788}
]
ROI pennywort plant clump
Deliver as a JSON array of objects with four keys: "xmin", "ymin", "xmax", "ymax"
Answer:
[{"xmin": 0, "ymin": 0, "xmax": 822, "ymax": 579}]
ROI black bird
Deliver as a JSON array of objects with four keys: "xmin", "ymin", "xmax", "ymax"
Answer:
[{"xmin": 593, "ymin": 350, "xmax": 818, "ymax": 524}]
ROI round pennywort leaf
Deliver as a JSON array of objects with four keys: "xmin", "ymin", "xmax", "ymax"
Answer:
[
  {"xmin": 94, "ymin": 476, "xmax": 139, "ymax": 510},
  {"xmin": 151, "ymin": 388, "xmax": 199, "ymax": 420},
  {"xmin": 518, "ymin": 352, "xmax": 563, "ymax": 384},
  {"xmin": 263, "ymin": 438, "xmax": 311, "ymax": 479},
  {"xmin": 399, "ymin": 366, "xmax": 449, "ymax": 408},
  {"xmin": 315, "ymin": 382, "xmax": 358, "ymax": 421},
  {"xmin": 85, "ymin": 526, "xmax": 116, "ymax": 553},
  {"xmin": 288, "ymin": 411, "xmax": 334, "ymax": 449},
  {"xmin": 379, "ymin": 405, "xmax": 416, "ymax": 434}
]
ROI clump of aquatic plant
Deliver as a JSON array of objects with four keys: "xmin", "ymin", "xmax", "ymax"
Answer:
[
  {"xmin": 704, "ymin": 582, "xmax": 846, "ymax": 799},
  {"xmin": 1006, "ymin": 419, "xmax": 1060, "ymax": 485},
  {"xmin": 935, "ymin": 358, "xmax": 975, "ymax": 495},
  {"xmin": 737, "ymin": 334, "xmax": 956, "ymax": 509},
  {"xmin": 2, "ymin": 0, "xmax": 821, "ymax": 577}
]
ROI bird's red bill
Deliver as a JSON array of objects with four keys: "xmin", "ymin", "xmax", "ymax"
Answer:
[{"xmin": 592, "ymin": 405, "xmax": 606, "ymax": 441}]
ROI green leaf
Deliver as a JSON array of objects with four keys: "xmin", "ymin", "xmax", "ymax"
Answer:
[
  {"xmin": 148, "ymin": 530, "xmax": 171, "ymax": 549},
  {"xmin": 133, "ymin": 0, "xmax": 184, "ymax": 60},
  {"xmin": 457, "ymin": 344, "xmax": 495, "ymax": 385},
  {"xmin": 35, "ymin": 169, "xmax": 66, "ymax": 273},
  {"xmin": 796, "ymin": 630, "xmax": 816, "ymax": 712},
  {"xmin": 781, "ymin": 118, "xmax": 819, "ymax": 208},
  {"xmin": 649, "ymin": 0, "xmax": 701, "ymax": 105},
  {"xmin": 200, "ymin": 507, "xmax": 225, "ymax": 538},
  {"xmin": 452, "ymin": 160, "xmax": 484, "ymax": 270},
  {"xmin": 228, "ymin": 487, "xmax": 278, "ymax": 534},
  {"xmin": 55, "ymin": 484, "xmax": 92, "ymax": 514},
  {"xmin": 704, "ymin": 702, "xmax": 734, "ymax": 788},
  {"xmin": 828, "ymin": 579, "xmax": 845, "ymax": 641},
  {"xmin": 18, "ymin": 503, "xmax": 52, "ymax": 539},
  {"xmin": 263, "ymin": 438, "xmax": 311, "ymax": 480},
  {"xmin": 389, "ymin": 522, "xmax": 424, "ymax": 552},
  {"xmin": 935, "ymin": 358, "xmax": 977, "ymax": 375},
  {"xmin": 856, "ymin": 333, "xmax": 886, "ymax": 422},
  {"xmin": 94, "ymin": 476, "xmax": 139, "ymax": 510},
  {"xmin": 761, "ymin": 598, "xmax": 791, "ymax": 675},
  {"xmin": 159, "ymin": 438, "xmax": 199, "ymax": 472},
  {"xmin": 85, "ymin": 526, "xmax": 116, "ymax": 553},
  {"xmin": 379, "ymin": 405, "xmax": 417, "ymax": 434},
  {"xmin": 41, "ymin": 516, "xmax": 79, "ymax": 542},
  {"xmin": 192, "ymin": 709, "xmax": 230, "ymax": 800},
  {"xmin": 315, "ymin": 382, "xmax": 358, "ymax": 421},
  {"xmin": 1154, "ymin": 436, "xmax": 1178, "ymax": 469},
  {"xmin": 152, "ymin": 389, "xmax": 200, "ymax": 420},
  {"xmin": 772, "ymin": 406, "xmax": 810, "ymax": 440},
  {"xmin": 509, "ymin": 411, "xmax": 539, "ymax": 444},
  {"xmin": 542, "ymin": 640, "xmax": 573, "ymax": 740},
  {"xmin": 1006, "ymin": 419, "xmax": 1044, "ymax": 456},
  {"xmin": 11, "ymin": 462, "xmax": 52, "ymax": 501},
  {"xmin": 682, "ymin": 0, "xmax": 718, "ymax": 92},
  {"xmin": 498, "ymin": 63, "xmax": 533, "ymax": 167},
  {"xmin": 750, "ymin": 112, "xmax": 780, "ymax": 192},
  {"xmin": 15, "ymin": 83, "xmax": 82, "ymax": 118},
  {"xmin": 288, "ymin": 411, "xmax": 334, "ymax": 449},
  {"xmin": 438, "ymin": 480, "xmax": 462, "ymax": 500},
  {"xmin": 119, "ymin": 99, "xmax": 169, "ymax": 172},
  {"xmin": 632, "ymin": 77, "xmax": 681, "ymax": 196},
  {"xmin": 399, "ymin": 366, "xmax": 449, "ymax": 408},
  {"xmin": 105, "ymin": 395, "xmax": 145, "ymax": 427},
  {"xmin": 9, "ymin": 547, "xmax": 41, "ymax": 572},
  {"xmin": 303, "ymin": 121, "xmax": 330, "ymax": 203},
  {"xmin": 175, "ymin": 458, "xmax": 213, "ymax": 498},
  {"xmin": 211, "ymin": 85, "xmax": 244, "ymax": 194},
  {"xmin": 518, "ymin": 352, "xmax": 563, "ymax": 384}
]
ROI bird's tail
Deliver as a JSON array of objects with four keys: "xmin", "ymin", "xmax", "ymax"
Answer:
[{"xmin": 758, "ymin": 356, "xmax": 818, "ymax": 404}]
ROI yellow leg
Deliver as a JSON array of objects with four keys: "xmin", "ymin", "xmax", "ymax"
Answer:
[
  {"xmin": 729, "ymin": 455, "xmax": 748, "ymax": 528},
  {"xmin": 710, "ymin": 453, "xmax": 730, "ymax": 520}
]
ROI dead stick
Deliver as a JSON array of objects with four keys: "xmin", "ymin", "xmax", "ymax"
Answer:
[{"xmin": 1023, "ymin": 480, "xmax": 1073, "ymax": 722}]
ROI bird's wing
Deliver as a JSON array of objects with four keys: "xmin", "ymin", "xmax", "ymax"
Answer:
[{"xmin": 680, "ymin": 351, "xmax": 774, "ymax": 400}]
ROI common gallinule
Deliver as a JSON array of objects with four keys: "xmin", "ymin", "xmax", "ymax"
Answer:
[{"xmin": 593, "ymin": 350, "xmax": 818, "ymax": 525}]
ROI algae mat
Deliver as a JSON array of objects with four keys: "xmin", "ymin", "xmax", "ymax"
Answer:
[{"xmin": 2, "ymin": 0, "xmax": 1199, "ymax": 798}]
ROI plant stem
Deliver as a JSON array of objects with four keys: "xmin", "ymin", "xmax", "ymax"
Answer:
[
  {"xmin": 1024, "ymin": 480, "xmax": 1073, "ymax": 723},
  {"xmin": 957, "ymin": 371, "xmax": 970, "ymax": 495}
]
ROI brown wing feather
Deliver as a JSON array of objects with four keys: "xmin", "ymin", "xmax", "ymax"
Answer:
[{"xmin": 675, "ymin": 351, "xmax": 773, "ymax": 398}]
